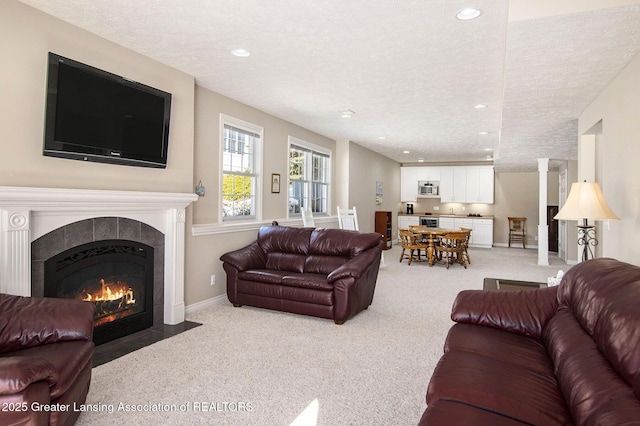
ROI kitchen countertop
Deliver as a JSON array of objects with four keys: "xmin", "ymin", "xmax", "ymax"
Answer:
[{"xmin": 398, "ymin": 213, "xmax": 494, "ymax": 219}]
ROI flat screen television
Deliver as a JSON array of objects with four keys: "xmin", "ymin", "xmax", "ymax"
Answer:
[{"xmin": 44, "ymin": 52, "xmax": 172, "ymax": 168}]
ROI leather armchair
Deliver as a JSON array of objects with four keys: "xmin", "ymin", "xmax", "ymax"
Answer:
[{"xmin": 0, "ymin": 293, "xmax": 95, "ymax": 426}]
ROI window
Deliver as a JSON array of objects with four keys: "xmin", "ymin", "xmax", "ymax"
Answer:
[
  {"xmin": 289, "ymin": 138, "xmax": 330, "ymax": 216},
  {"xmin": 221, "ymin": 116, "xmax": 262, "ymax": 220}
]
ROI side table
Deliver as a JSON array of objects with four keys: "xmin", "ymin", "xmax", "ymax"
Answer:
[{"xmin": 483, "ymin": 278, "xmax": 547, "ymax": 291}]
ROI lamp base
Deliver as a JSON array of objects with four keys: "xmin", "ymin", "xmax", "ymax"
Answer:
[{"xmin": 576, "ymin": 221, "xmax": 597, "ymax": 262}]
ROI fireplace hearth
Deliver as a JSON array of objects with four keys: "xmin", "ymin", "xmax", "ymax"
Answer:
[{"xmin": 44, "ymin": 240, "xmax": 154, "ymax": 345}]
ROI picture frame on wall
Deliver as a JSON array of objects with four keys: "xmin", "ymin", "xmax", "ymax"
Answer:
[{"xmin": 271, "ymin": 173, "xmax": 281, "ymax": 193}]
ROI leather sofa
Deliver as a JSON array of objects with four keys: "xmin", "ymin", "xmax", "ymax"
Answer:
[
  {"xmin": 0, "ymin": 294, "xmax": 95, "ymax": 426},
  {"xmin": 420, "ymin": 258, "xmax": 640, "ymax": 425},
  {"xmin": 221, "ymin": 226, "xmax": 383, "ymax": 324}
]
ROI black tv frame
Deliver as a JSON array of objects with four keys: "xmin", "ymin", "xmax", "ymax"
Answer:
[{"xmin": 43, "ymin": 52, "xmax": 172, "ymax": 169}]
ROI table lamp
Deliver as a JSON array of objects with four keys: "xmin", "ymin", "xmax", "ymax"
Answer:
[{"xmin": 554, "ymin": 181, "xmax": 619, "ymax": 261}]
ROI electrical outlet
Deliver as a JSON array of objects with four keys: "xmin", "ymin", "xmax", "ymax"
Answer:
[
  {"xmin": 210, "ymin": 274, "xmax": 216, "ymax": 286},
  {"xmin": 433, "ymin": 206, "xmax": 439, "ymax": 211},
  {"xmin": 462, "ymin": 206, "xmax": 466, "ymax": 211}
]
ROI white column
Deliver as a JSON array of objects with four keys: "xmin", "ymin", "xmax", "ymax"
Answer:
[
  {"xmin": 164, "ymin": 207, "xmax": 187, "ymax": 325},
  {"xmin": 538, "ymin": 159, "xmax": 549, "ymax": 266},
  {"xmin": 0, "ymin": 209, "xmax": 31, "ymax": 296}
]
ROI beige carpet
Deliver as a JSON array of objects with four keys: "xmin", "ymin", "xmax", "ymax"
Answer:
[{"xmin": 76, "ymin": 246, "xmax": 567, "ymax": 426}]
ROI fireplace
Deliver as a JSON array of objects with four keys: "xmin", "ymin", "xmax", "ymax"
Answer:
[
  {"xmin": 0, "ymin": 186, "xmax": 198, "ymax": 326},
  {"xmin": 44, "ymin": 239, "xmax": 154, "ymax": 345}
]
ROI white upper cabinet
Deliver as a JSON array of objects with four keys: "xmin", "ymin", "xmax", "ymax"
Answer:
[
  {"xmin": 439, "ymin": 167, "xmax": 467, "ymax": 203},
  {"xmin": 415, "ymin": 166, "xmax": 440, "ymax": 182},
  {"xmin": 400, "ymin": 167, "xmax": 418, "ymax": 202},
  {"xmin": 465, "ymin": 166, "xmax": 494, "ymax": 204}
]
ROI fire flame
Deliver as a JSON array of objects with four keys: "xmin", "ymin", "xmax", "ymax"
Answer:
[{"xmin": 82, "ymin": 279, "xmax": 135, "ymax": 305}]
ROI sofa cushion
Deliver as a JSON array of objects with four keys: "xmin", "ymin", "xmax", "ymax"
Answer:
[
  {"xmin": 0, "ymin": 295, "xmax": 94, "ymax": 354},
  {"xmin": 309, "ymin": 228, "xmax": 381, "ymax": 257},
  {"xmin": 238, "ymin": 269, "xmax": 288, "ymax": 284},
  {"xmin": 419, "ymin": 399, "xmax": 531, "ymax": 426},
  {"xmin": 427, "ymin": 350, "xmax": 572, "ymax": 425},
  {"xmin": 444, "ymin": 324, "xmax": 553, "ymax": 375},
  {"xmin": 558, "ymin": 258, "xmax": 640, "ymax": 400},
  {"xmin": 265, "ymin": 252, "xmax": 308, "ymax": 273},
  {"xmin": 282, "ymin": 273, "xmax": 333, "ymax": 291},
  {"xmin": 304, "ymin": 255, "xmax": 349, "ymax": 275},
  {"xmin": 258, "ymin": 226, "xmax": 312, "ymax": 256},
  {"xmin": 544, "ymin": 308, "xmax": 640, "ymax": 424}
]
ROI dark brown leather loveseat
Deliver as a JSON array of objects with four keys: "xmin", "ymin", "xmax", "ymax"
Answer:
[
  {"xmin": 221, "ymin": 226, "xmax": 383, "ymax": 324},
  {"xmin": 0, "ymin": 294, "xmax": 95, "ymax": 426},
  {"xmin": 420, "ymin": 258, "xmax": 640, "ymax": 425}
]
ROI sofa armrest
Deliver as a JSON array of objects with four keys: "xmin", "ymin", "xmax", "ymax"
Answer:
[
  {"xmin": 220, "ymin": 242, "xmax": 266, "ymax": 272},
  {"xmin": 327, "ymin": 249, "xmax": 379, "ymax": 283},
  {"xmin": 451, "ymin": 286, "xmax": 558, "ymax": 339},
  {"xmin": 0, "ymin": 294, "xmax": 94, "ymax": 353},
  {"xmin": 0, "ymin": 357, "xmax": 57, "ymax": 395}
]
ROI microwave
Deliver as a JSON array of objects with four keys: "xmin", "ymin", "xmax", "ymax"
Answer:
[{"xmin": 418, "ymin": 182, "xmax": 439, "ymax": 196}]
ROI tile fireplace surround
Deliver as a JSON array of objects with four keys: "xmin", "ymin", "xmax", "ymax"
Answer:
[{"xmin": 0, "ymin": 186, "xmax": 198, "ymax": 325}]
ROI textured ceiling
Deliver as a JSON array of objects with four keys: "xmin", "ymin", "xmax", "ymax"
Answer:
[{"xmin": 17, "ymin": 0, "xmax": 640, "ymax": 171}]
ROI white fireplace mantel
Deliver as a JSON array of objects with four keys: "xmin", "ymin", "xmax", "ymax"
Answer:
[{"xmin": 0, "ymin": 186, "xmax": 198, "ymax": 325}]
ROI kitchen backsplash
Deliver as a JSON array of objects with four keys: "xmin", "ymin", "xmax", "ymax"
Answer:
[{"xmin": 403, "ymin": 199, "xmax": 495, "ymax": 216}]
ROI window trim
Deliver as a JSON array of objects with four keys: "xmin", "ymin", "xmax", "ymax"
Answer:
[
  {"xmin": 287, "ymin": 136, "xmax": 332, "ymax": 218},
  {"xmin": 219, "ymin": 114, "xmax": 263, "ymax": 222}
]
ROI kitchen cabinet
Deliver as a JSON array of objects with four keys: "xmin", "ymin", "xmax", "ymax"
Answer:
[
  {"xmin": 465, "ymin": 166, "xmax": 494, "ymax": 204},
  {"xmin": 398, "ymin": 215, "xmax": 419, "ymax": 231},
  {"xmin": 415, "ymin": 167, "xmax": 440, "ymax": 181},
  {"xmin": 400, "ymin": 167, "xmax": 418, "ymax": 202},
  {"xmin": 470, "ymin": 219, "xmax": 493, "ymax": 248},
  {"xmin": 439, "ymin": 216, "xmax": 493, "ymax": 248},
  {"xmin": 439, "ymin": 167, "xmax": 467, "ymax": 203}
]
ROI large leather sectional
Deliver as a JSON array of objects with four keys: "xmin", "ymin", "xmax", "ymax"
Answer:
[
  {"xmin": 0, "ymin": 293, "xmax": 95, "ymax": 426},
  {"xmin": 420, "ymin": 258, "xmax": 640, "ymax": 425},
  {"xmin": 221, "ymin": 225, "xmax": 383, "ymax": 324}
]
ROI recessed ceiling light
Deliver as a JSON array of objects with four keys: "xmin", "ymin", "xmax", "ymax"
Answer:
[
  {"xmin": 403, "ymin": 150, "xmax": 410, "ymax": 154},
  {"xmin": 417, "ymin": 159, "xmax": 425, "ymax": 163},
  {"xmin": 456, "ymin": 8, "xmax": 481, "ymax": 20},
  {"xmin": 340, "ymin": 109, "xmax": 355, "ymax": 119},
  {"xmin": 484, "ymin": 148, "xmax": 493, "ymax": 151},
  {"xmin": 378, "ymin": 136, "xmax": 386, "ymax": 140},
  {"xmin": 479, "ymin": 131, "xmax": 489, "ymax": 135},
  {"xmin": 474, "ymin": 104, "xmax": 488, "ymax": 109},
  {"xmin": 231, "ymin": 48, "xmax": 251, "ymax": 57}
]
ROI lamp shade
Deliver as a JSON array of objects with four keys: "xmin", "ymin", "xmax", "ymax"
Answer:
[{"xmin": 554, "ymin": 181, "xmax": 620, "ymax": 221}]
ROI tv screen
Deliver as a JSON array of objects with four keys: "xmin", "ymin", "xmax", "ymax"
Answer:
[{"xmin": 44, "ymin": 52, "xmax": 172, "ymax": 168}]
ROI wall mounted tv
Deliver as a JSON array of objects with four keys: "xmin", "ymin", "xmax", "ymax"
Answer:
[{"xmin": 44, "ymin": 52, "xmax": 172, "ymax": 168}]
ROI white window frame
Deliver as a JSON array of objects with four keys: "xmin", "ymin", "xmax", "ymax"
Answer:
[
  {"xmin": 220, "ymin": 114, "xmax": 263, "ymax": 222},
  {"xmin": 288, "ymin": 136, "xmax": 331, "ymax": 217}
]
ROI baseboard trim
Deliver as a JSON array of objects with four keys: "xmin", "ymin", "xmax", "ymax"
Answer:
[
  {"xmin": 492, "ymin": 243, "xmax": 539, "ymax": 249},
  {"xmin": 185, "ymin": 294, "xmax": 227, "ymax": 315}
]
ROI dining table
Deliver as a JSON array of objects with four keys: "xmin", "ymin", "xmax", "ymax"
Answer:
[{"xmin": 400, "ymin": 226, "xmax": 459, "ymax": 266}]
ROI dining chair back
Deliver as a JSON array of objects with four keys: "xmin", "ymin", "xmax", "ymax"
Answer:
[
  {"xmin": 435, "ymin": 231, "xmax": 468, "ymax": 269},
  {"xmin": 302, "ymin": 209, "xmax": 315, "ymax": 227},
  {"xmin": 508, "ymin": 217, "xmax": 526, "ymax": 248},
  {"xmin": 399, "ymin": 229, "xmax": 428, "ymax": 265},
  {"xmin": 337, "ymin": 206, "xmax": 359, "ymax": 231},
  {"xmin": 459, "ymin": 227, "xmax": 472, "ymax": 265}
]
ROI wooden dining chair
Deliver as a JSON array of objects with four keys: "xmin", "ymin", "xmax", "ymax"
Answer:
[
  {"xmin": 435, "ymin": 232, "xmax": 468, "ymax": 269},
  {"xmin": 508, "ymin": 217, "xmax": 526, "ymax": 248},
  {"xmin": 459, "ymin": 227, "xmax": 472, "ymax": 265},
  {"xmin": 399, "ymin": 229, "xmax": 428, "ymax": 265}
]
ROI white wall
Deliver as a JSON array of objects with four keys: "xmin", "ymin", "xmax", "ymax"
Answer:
[
  {"xmin": 0, "ymin": 0, "xmax": 194, "ymax": 193},
  {"xmin": 579, "ymin": 51, "xmax": 640, "ymax": 265}
]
